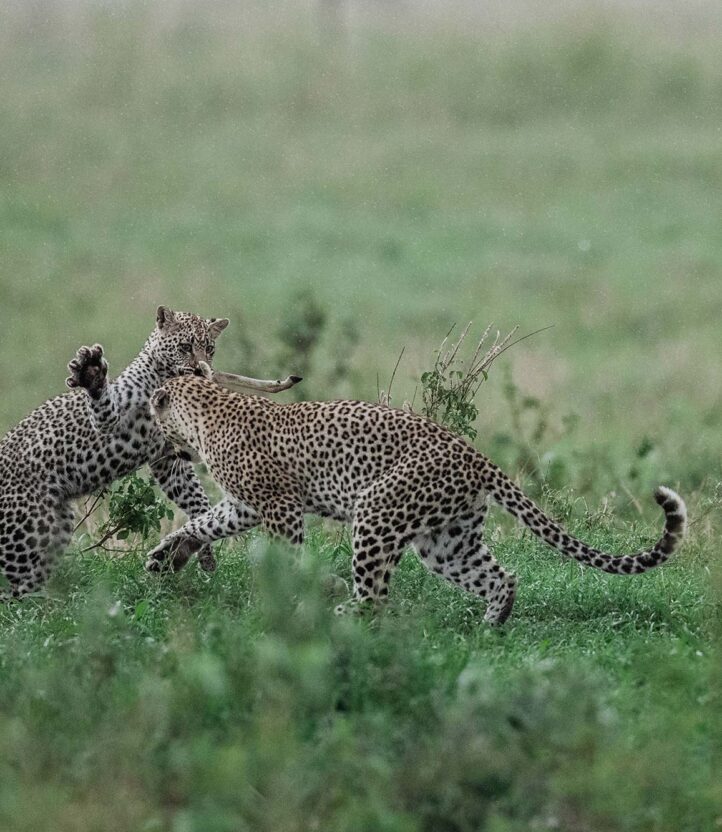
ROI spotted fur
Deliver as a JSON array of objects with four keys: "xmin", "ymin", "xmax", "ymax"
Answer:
[
  {"xmin": 0, "ymin": 306, "xmax": 230, "ymax": 597},
  {"xmin": 148, "ymin": 374, "xmax": 687, "ymax": 624}
]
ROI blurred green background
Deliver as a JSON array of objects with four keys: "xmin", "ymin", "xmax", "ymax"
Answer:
[
  {"xmin": 1, "ymin": 0, "xmax": 721, "ymax": 509},
  {"xmin": 1, "ymin": 4, "xmax": 721, "ymax": 830}
]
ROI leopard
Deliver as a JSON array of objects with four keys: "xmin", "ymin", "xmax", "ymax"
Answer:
[
  {"xmin": 146, "ymin": 367, "xmax": 687, "ymax": 624},
  {"xmin": 0, "ymin": 306, "xmax": 299, "ymax": 598}
]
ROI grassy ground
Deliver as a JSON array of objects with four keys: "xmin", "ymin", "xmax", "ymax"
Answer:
[
  {"xmin": 1, "ymin": 1, "xmax": 721, "ymax": 829},
  {"xmin": 0, "ymin": 518, "xmax": 718, "ymax": 832}
]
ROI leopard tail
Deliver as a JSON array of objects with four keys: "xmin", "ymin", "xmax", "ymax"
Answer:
[{"xmin": 483, "ymin": 465, "xmax": 686, "ymax": 574}]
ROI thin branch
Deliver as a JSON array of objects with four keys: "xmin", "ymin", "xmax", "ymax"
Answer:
[
  {"xmin": 378, "ymin": 346, "xmax": 406, "ymax": 407},
  {"xmin": 81, "ymin": 524, "xmax": 123, "ymax": 553},
  {"xmin": 386, "ymin": 346, "xmax": 405, "ymax": 405},
  {"xmin": 467, "ymin": 322, "xmax": 494, "ymax": 370},
  {"xmin": 444, "ymin": 321, "xmax": 471, "ymax": 370},
  {"xmin": 482, "ymin": 324, "xmax": 555, "ymax": 370},
  {"xmin": 73, "ymin": 491, "xmax": 107, "ymax": 533}
]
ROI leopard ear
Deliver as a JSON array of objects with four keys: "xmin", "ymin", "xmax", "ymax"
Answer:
[
  {"xmin": 208, "ymin": 318, "xmax": 229, "ymax": 339},
  {"xmin": 156, "ymin": 306, "xmax": 176, "ymax": 330}
]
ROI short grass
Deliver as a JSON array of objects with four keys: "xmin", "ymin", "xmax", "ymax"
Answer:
[
  {"xmin": 0, "ymin": 512, "xmax": 718, "ymax": 832},
  {"xmin": 1, "ymin": 2, "xmax": 721, "ymax": 830}
]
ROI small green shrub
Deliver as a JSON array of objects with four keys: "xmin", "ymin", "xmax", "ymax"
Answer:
[
  {"xmin": 80, "ymin": 472, "xmax": 174, "ymax": 553},
  {"xmin": 414, "ymin": 323, "xmax": 549, "ymax": 441}
]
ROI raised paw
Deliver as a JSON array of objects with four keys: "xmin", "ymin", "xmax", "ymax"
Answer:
[
  {"xmin": 144, "ymin": 534, "xmax": 180, "ymax": 573},
  {"xmin": 66, "ymin": 344, "xmax": 108, "ymax": 399}
]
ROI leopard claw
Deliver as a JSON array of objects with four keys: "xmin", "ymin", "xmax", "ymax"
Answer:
[{"xmin": 66, "ymin": 343, "xmax": 108, "ymax": 398}]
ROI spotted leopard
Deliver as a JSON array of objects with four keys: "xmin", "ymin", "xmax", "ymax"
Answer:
[
  {"xmin": 0, "ymin": 306, "xmax": 295, "ymax": 597},
  {"xmin": 147, "ymin": 369, "xmax": 687, "ymax": 624}
]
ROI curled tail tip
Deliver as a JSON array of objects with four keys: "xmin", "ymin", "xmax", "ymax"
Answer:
[{"xmin": 654, "ymin": 486, "xmax": 687, "ymax": 539}]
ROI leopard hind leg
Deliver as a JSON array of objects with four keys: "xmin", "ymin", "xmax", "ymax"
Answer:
[
  {"xmin": 415, "ymin": 497, "xmax": 517, "ymax": 625},
  {"xmin": 338, "ymin": 461, "xmax": 450, "ymax": 614},
  {"xmin": 0, "ymin": 495, "xmax": 74, "ymax": 599}
]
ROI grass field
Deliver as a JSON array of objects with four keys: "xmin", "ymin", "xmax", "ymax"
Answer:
[
  {"xmin": 0, "ymin": 1, "xmax": 721, "ymax": 830},
  {"xmin": 0, "ymin": 526, "xmax": 718, "ymax": 831}
]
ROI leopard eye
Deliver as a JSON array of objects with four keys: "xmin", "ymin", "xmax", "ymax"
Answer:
[
  {"xmin": 206, "ymin": 343, "xmax": 215, "ymax": 356},
  {"xmin": 179, "ymin": 342, "xmax": 192, "ymax": 353}
]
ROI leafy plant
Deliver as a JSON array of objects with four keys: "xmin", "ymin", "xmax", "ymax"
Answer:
[
  {"xmin": 81, "ymin": 473, "xmax": 174, "ymax": 552},
  {"xmin": 378, "ymin": 322, "xmax": 552, "ymax": 441},
  {"xmin": 418, "ymin": 323, "xmax": 548, "ymax": 440}
]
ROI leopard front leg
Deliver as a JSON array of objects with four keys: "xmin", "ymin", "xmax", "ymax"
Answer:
[
  {"xmin": 145, "ymin": 498, "xmax": 260, "ymax": 573},
  {"xmin": 66, "ymin": 343, "xmax": 120, "ymax": 433},
  {"xmin": 149, "ymin": 451, "xmax": 218, "ymax": 571}
]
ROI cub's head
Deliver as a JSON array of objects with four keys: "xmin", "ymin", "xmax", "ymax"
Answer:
[{"xmin": 149, "ymin": 306, "xmax": 229, "ymax": 378}]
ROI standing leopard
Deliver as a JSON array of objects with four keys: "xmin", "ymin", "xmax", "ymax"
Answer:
[
  {"xmin": 147, "ymin": 369, "xmax": 687, "ymax": 624},
  {"xmin": 0, "ymin": 306, "xmax": 299, "ymax": 598}
]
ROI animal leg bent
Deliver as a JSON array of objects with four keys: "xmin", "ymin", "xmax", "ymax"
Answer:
[
  {"xmin": 150, "ymin": 449, "xmax": 216, "ymax": 571},
  {"xmin": 145, "ymin": 498, "xmax": 260, "ymax": 573},
  {"xmin": 415, "ymin": 500, "xmax": 517, "ymax": 624}
]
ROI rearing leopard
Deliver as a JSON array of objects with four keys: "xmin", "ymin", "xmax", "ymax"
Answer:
[
  {"xmin": 147, "ymin": 369, "xmax": 687, "ymax": 624},
  {"xmin": 0, "ymin": 306, "xmax": 299, "ymax": 598}
]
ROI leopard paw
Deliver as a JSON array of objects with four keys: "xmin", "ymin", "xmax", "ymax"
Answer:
[
  {"xmin": 197, "ymin": 545, "xmax": 218, "ymax": 573},
  {"xmin": 66, "ymin": 344, "xmax": 108, "ymax": 399},
  {"xmin": 334, "ymin": 597, "xmax": 376, "ymax": 617}
]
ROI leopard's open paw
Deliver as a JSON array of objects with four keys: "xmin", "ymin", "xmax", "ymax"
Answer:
[{"xmin": 66, "ymin": 344, "xmax": 108, "ymax": 399}]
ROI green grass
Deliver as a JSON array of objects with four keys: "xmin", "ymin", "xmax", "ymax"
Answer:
[
  {"xmin": 1, "ymin": 1, "xmax": 722, "ymax": 829},
  {"xmin": 0, "ymin": 517, "xmax": 718, "ymax": 832}
]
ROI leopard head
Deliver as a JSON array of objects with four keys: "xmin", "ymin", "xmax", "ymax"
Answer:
[
  {"xmin": 150, "ymin": 375, "xmax": 220, "ymax": 458},
  {"xmin": 148, "ymin": 306, "xmax": 229, "ymax": 379}
]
